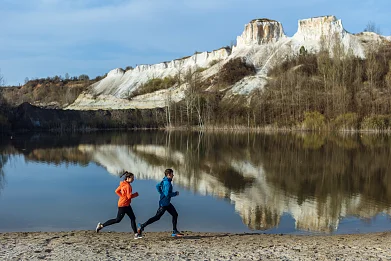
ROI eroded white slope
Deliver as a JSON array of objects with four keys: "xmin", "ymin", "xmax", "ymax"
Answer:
[{"xmin": 67, "ymin": 49, "xmax": 229, "ymax": 110}]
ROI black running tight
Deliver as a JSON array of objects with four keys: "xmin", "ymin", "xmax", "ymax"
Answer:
[
  {"xmin": 103, "ymin": 206, "xmax": 137, "ymax": 233},
  {"xmin": 141, "ymin": 203, "xmax": 178, "ymax": 231}
]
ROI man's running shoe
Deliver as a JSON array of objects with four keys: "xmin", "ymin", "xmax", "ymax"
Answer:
[
  {"xmin": 172, "ymin": 230, "xmax": 184, "ymax": 237},
  {"xmin": 96, "ymin": 222, "xmax": 103, "ymax": 233},
  {"xmin": 137, "ymin": 223, "xmax": 143, "ymax": 236},
  {"xmin": 134, "ymin": 233, "xmax": 142, "ymax": 239}
]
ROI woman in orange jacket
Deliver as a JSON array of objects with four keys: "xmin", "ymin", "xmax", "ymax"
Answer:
[{"xmin": 96, "ymin": 171, "xmax": 141, "ymax": 239}]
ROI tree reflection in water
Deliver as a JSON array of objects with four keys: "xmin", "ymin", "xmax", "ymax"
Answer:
[{"xmin": 0, "ymin": 155, "xmax": 8, "ymax": 195}]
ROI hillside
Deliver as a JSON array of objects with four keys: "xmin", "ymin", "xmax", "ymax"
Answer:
[
  {"xmin": 66, "ymin": 15, "xmax": 389, "ymax": 111},
  {"xmin": 0, "ymin": 76, "xmax": 99, "ymax": 109},
  {"xmin": 1, "ymin": 15, "xmax": 391, "ymax": 131}
]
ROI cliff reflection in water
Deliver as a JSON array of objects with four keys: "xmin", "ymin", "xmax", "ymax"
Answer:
[{"xmin": 4, "ymin": 132, "xmax": 391, "ymax": 233}]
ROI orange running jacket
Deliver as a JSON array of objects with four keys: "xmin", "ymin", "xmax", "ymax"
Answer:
[{"xmin": 115, "ymin": 181, "xmax": 139, "ymax": 207}]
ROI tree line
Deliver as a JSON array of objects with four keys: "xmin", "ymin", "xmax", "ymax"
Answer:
[{"xmin": 0, "ymin": 73, "xmax": 107, "ymax": 109}]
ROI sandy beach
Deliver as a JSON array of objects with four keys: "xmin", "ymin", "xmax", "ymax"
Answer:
[{"xmin": 1, "ymin": 231, "xmax": 390, "ymax": 260}]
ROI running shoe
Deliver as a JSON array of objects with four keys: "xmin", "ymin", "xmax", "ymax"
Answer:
[
  {"xmin": 137, "ymin": 223, "xmax": 143, "ymax": 235},
  {"xmin": 96, "ymin": 222, "xmax": 103, "ymax": 233},
  {"xmin": 172, "ymin": 230, "xmax": 184, "ymax": 237}
]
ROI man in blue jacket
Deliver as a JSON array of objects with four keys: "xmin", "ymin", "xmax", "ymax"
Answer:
[{"xmin": 137, "ymin": 168, "xmax": 184, "ymax": 237}]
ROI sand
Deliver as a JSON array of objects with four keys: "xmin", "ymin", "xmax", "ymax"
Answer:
[{"xmin": 1, "ymin": 231, "xmax": 391, "ymax": 260}]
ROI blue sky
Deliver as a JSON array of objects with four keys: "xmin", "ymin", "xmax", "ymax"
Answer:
[{"xmin": 0, "ymin": 0, "xmax": 390, "ymax": 86}]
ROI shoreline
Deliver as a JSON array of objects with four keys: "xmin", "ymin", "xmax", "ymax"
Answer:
[{"xmin": 1, "ymin": 231, "xmax": 390, "ymax": 260}]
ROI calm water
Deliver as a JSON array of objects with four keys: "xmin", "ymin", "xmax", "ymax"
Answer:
[{"xmin": 1, "ymin": 131, "xmax": 391, "ymax": 234}]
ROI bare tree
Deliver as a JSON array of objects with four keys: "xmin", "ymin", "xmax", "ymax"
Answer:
[
  {"xmin": 78, "ymin": 74, "xmax": 89, "ymax": 81},
  {"xmin": 0, "ymin": 69, "xmax": 4, "ymax": 87},
  {"xmin": 386, "ymin": 61, "xmax": 391, "ymax": 90},
  {"xmin": 165, "ymin": 88, "xmax": 173, "ymax": 128},
  {"xmin": 174, "ymin": 65, "xmax": 185, "ymax": 87},
  {"xmin": 366, "ymin": 41, "xmax": 382, "ymax": 89},
  {"xmin": 182, "ymin": 67, "xmax": 205, "ymax": 127},
  {"xmin": 364, "ymin": 21, "xmax": 382, "ymax": 34}
]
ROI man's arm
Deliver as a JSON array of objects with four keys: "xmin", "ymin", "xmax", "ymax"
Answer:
[{"xmin": 163, "ymin": 182, "xmax": 177, "ymax": 198}]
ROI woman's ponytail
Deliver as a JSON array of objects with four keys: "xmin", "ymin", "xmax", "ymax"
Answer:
[{"xmin": 120, "ymin": 171, "xmax": 134, "ymax": 180}]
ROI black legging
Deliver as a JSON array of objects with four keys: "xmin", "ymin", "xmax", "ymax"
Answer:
[
  {"xmin": 141, "ymin": 203, "xmax": 178, "ymax": 231},
  {"xmin": 103, "ymin": 206, "xmax": 137, "ymax": 233}
]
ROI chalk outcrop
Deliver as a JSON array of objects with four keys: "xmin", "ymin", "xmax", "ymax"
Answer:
[
  {"xmin": 290, "ymin": 15, "xmax": 364, "ymax": 56},
  {"xmin": 236, "ymin": 19, "xmax": 286, "ymax": 47},
  {"xmin": 295, "ymin": 16, "xmax": 345, "ymax": 42}
]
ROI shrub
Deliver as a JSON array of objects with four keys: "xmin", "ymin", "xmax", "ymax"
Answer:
[
  {"xmin": 209, "ymin": 59, "xmax": 221, "ymax": 67},
  {"xmin": 360, "ymin": 115, "xmax": 391, "ymax": 131},
  {"xmin": 268, "ymin": 53, "xmax": 318, "ymax": 77},
  {"xmin": 132, "ymin": 76, "xmax": 177, "ymax": 97},
  {"xmin": 299, "ymin": 46, "xmax": 308, "ymax": 56},
  {"xmin": 196, "ymin": 67, "xmax": 207, "ymax": 73},
  {"xmin": 302, "ymin": 111, "xmax": 326, "ymax": 131},
  {"xmin": 331, "ymin": 113, "xmax": 359, "ymax": 131},
  {"xmin": 78, "ymin": 74, "xmax": 89, "ymax": 81},
  {"xmin": 219, "ymin": 58, "xmax": 256, "ymax": 85}
]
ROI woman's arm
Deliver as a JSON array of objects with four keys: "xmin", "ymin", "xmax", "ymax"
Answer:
[
  {"xmin": 130, "ymin": 185, "xmax": 139, "ymax": 198},
  {"xmin": 115, "ymin": 186, "xmax": 122, "ymax": 197}
]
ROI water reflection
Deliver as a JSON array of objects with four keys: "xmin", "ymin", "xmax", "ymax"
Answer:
[
  {"xmin": 0, "ymin": 140, "xmax": 11, "ymax": 195},
  {"xmin": 0, "ymin": 155, "xmax": 7, "ymax": 194},
  {"xmin": 1, "ymin": 132, "xmax": 391, "ymax": 233}
]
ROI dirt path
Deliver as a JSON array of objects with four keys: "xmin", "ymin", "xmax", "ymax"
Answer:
[{"xmin": 1, "ymin": 231, "xmax": 391, "ymax": 260}]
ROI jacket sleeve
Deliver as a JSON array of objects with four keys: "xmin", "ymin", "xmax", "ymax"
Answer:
[
  {"xmin": 115, "ymin": 186, "xmax": 122, "ymax": 197},
  {"xmin": 163, "ymin": 182, "xmax": 177, "ymax": 198}
]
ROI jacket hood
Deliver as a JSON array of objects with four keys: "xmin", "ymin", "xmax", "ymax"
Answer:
[
  {"xmin": 120, "ymin": 180, "xmax": 130, "ymax": 188},
  {"xmin": 163, "ymin": 176, "xmax": 172, "ymax": 182}
]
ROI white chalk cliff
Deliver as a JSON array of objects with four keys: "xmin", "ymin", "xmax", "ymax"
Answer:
[{"xmin": 66, "ymin": 15, "xmax": 391, "ymax": 110}]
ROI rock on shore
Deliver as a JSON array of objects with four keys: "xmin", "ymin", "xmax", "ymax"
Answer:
[{"xmin": 1, "ymin": 231, "xmax": 391, "ymax": 260}]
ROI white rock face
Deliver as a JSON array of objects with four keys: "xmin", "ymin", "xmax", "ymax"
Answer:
[
  {"xmin": 291, "ymin": 16, "xmax": 364, "ymax": 57},
  {"xmin": 67, "ymin": 15, "xmax": 387, "ymax": 110},
  {"xmin": 66, "ymin": 48, "xmax": 229, "ymax": 110},
  {"xmin": 236, "ymin": 19, "xmax": 286, "ymax": 47},
  {"xmin": 98, "ymin": 48, "xmax": 227, "ymax": 98},
  {"xmin": 295, "ymin": 16, "xmax": 344, "ymax": 42},
  {"xmin": 69, "ymin": 84, "xmax": 187, "ymax": 110}
]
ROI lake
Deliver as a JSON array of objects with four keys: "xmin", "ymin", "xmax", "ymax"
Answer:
[{"xmin": 0, "ymin": 131, "xmax": 391, "ymax": 235}]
